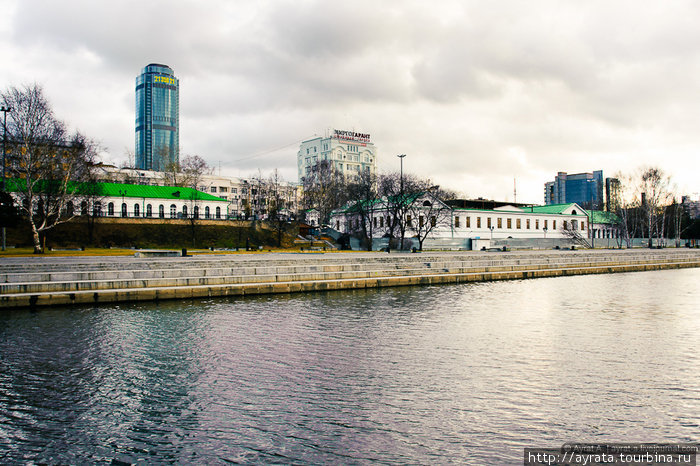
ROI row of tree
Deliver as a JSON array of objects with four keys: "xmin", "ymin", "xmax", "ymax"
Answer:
[
  {"xmin": 301, "ymin": 161, "xmax": 458, "ymax": 250},
  {"xmin": 609, "ymin": 167, "xmax": 697, "ymax": 247}
]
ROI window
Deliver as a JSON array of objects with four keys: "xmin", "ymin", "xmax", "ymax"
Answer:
[
  {"xmin": 194, "ymin": 206, "xmax": 199, "ymax": 219},
  {"xmin": 93, "ymin": 202, "xmax": 102, "ymax": 217},
  {"xmin": 516, "ymin": 218, "xmax": 521, "ymax": 229},
  {"xmin": 216, "ymin": 206, "xmax": 221, "ymax": 219},
  {"xmin": 581, "ymin": 221, "xmax": 585, "ymax": 230},
  {"xmin": 121, "ymin": 203, "xmax": 128, "ymax": 217},
  {"xmin": 526, "ymin": 219, "xmax": 530, "ymax": 229},
  {"xmin": 219, "ymin": 187, "xmax": 228, "ymax": 193},
  {"xmin": 182, "ymin": 205, "xmax": 188, "ymax": 218},
  {"xmin": 407, "ymin": 215, "xmax": 412, "ymax": 227},
  {"xmin": 379, "ymin": 217, "xmax": 384, "ymax": 228},
  {"xmin": 497, "ymin": 218, "xmax": 502, "ymax": 228},
  {"xmin": 134, "ymin": 203, "xmax": 140, "ymax": 217},
  {"xmin": 466, "ymin": 216, "xmax": 470, "ymax": 228},
  {"xmin": 431, "ymin": 216, "xmax": 436, "ymax": 227},
  {"xmin": 563, "ymin": 220, "xmax": 568, "ymax": 230},
  {"xmin": 210, "ymin": 186, "xmax": 217, "ymax": 193},
  {"xmin": 535, "ymin": 219, "xmax": 539, "ymax": 230},
  {"xmin": 487, "ymin": 217, "xmax": 491, "ymax": 228},
  {"xmin": 205, "ymin": 206, "xmax": 210, "ymax": 219},
  {"xmin": 170, "ymin": 204, "xmax": 177, "ymax": 218},
  {"xmin": 66, "ymin": 201, "xmax": 74, "ymax": 216},
  {"xmin": 544, "ymin": 219, "xmax": 548, "ymax": 230},
  {"xmin": 419, "ymin": 215, "xmax": 424, "ymax": 228},
  {"xmin": 374, "ymin": 217, "xmax": 377, "ymax": 228},
  {"xmin": 81, "ymin": 201, "xmax": 88, "ymax": 216},
  {"xmin": 159, "ymin": 204, "xmax": 165, "ymax": 218},
  {"xmin": 455, "ymin": 216, "xmax": 460, "ymax": 228},
  {"xmin": 146, "ymin": 204, "xmax": 152, "ymax": 217},
  {"xmin": 553, "ymin": 220, "xmax": 556, "ymax": 230},
  {"xmin": 477, "ymin": 217, "xmax": 481, "ymax": 228},
  {"xmin": 108, "ymin": 202, "xmax": 114, "ymax": 216},
  {"xmin": 507, "ymin": 218, "xmax": 512, "ymax": 229}
]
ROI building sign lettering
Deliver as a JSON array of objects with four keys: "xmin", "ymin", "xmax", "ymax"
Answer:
[
  {"xmin": 333, "ymin": 129, "xmax": 370, "ymax": 143},
  {"xmin": 153, "ymin": 76, "xmax": 176, "ymax": 85}
]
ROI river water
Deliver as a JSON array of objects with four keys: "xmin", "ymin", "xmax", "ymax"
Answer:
[{"xmin": 1, "ymin": 269, "xmax": 698, "ymax": 464}]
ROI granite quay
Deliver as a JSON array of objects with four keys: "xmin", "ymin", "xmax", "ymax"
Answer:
[{"xmin": 1, "ymin": 249, "xmax": 699, "ymax": 309}]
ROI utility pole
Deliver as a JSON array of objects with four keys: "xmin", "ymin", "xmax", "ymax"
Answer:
[{"xmin": 1, "ymin": 105, "xmax": 11, "ymax": 251}]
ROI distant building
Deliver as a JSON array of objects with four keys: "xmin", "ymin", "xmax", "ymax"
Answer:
[
  {"xmin": 605, "ymin": 177, "xmax": 621, "ymax": 212},
  {"xmin": 298, "ymin": 129, "xmax": 377, "ymax": 182},
  {"xmin": 544, "ymin": 171, "xmax": 604, "ymax": 210},
  {"xmin": 135, "ymin": 64, "xmax": 179, "ymax": 171},
  {"xmin": 682, "ymin": 196, "xmax": 700, "ymax": 219}
]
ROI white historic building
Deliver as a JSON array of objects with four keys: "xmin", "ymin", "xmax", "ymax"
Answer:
[
  {"xmin": 331, "ymin": 196, "xmax": 600, "ymax": 250},
  {"xmin": 298, "ymin": 129, "xmax": 377, "ymax": 182}
]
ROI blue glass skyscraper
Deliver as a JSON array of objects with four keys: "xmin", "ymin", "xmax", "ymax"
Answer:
[{"xmin": 135, "ymin": 64, "xmax": 179, "ymax": 171}]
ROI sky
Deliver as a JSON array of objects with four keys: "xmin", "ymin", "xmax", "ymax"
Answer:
[{"xmin": 1, "ymin": 0, "xmax": 699, "ymax": 204}]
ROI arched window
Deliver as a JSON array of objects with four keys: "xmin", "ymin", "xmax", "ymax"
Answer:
[
  {"xmin": 133, "ymin": 203, "xmax": 140, "ymax": 217},
  {"xmin": 146, "ymin": 204, "xmax": 152, "ymax": 217},
  {"xmin": 182, "ymin": 205, "xmax": 188, "ymax": 218},
  {"xmin": 193, "ymin": 206, "xmax": 199, "ymax": 219},
  {"xmin": 121, "ymin": 203, "xmax": 127, "ymax": 217},
  {"xmin": 205, "ymin": 206, "xmax": 210, "ymax": 219},
  {"xmin": 159, "ymin": 204, "xmax": 165, "ymax": 218},
  {"xmin": 170, "ymin": 204, "xmax": 177, "ymax": 218},
  {"xmin": 571, "ymin": 210, "xmax": 577, "ymax": 216},
  {"xmin": 215, "ymin": 206, "xmax": 221, "ymax": 219},
  {"xmin": 108, "ymin": 202, "xmax": 114, "ymax": 216},
  {"xmin": 81, "ymin": 201, "xmax": 88, "ymax": 216},
  {"xmin": 66, "ymin": 201, "xmax": 74, "ymax": 216},
  {"xmin": 93, "ymin": 202, "xmax": 102, "ymax": 217}
]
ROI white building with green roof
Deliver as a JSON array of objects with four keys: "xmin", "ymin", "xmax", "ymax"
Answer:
[
  {"xmin": 331, "ymin": 198, "xmax": 598, "ymax": 250},
  {"xmin": 7, "ymin": 180, "xmax": 232, "ymax": 221}
]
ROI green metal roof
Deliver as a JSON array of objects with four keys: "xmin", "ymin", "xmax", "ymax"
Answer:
[
  {"xmin": 6, "ymin": 179, "xmax": 227, "ymax": 202},
  {"xmin": 88, "ymin": 182, "xmax": 226, "ymax": 201},
  {"xmin": 590, "ymin": 210, "xmax": 620, "ymax": 224},
  {"xmin": 525, "ymin": 203, "xmax": 584, "ymax": 215}
]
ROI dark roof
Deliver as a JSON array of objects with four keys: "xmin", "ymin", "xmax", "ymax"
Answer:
[{"xmin": 446, "ymin": 199, "xmax": 534, "ymax": 210}]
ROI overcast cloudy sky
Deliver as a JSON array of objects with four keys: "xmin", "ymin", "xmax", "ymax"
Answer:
[{"xmin": 1, "ymin": 0, "xmax": 699, "ymax": 203}]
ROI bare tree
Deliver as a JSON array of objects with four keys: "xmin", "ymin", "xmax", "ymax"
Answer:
[
  {"xmin": 638, "ymin": 167, "xmax": 672, "ymax": 247},
  {"xmin": 610, "ymin": 171, "xmax": 639, "ymax": 248},
  {"xmin": 346, "ymin": 169, "xmax": 379, "ymax": 250},
  {"xmin": 301, "ymin": 160, "xmax": 348, "ymax": 226},
  {"xmin": 2, "ymin": 83, "xmax": 98, "ymax": 253},
  {"xmin": 404, "ymin": 184, "xmax": 453, "ymax": 251},
  {"xmin": 179, "ymin": 155, "xmax": 212, "ymax": 247},
  {"xmin": 260, "ymin": 169, "xmax": 291, "ymax": 247}
]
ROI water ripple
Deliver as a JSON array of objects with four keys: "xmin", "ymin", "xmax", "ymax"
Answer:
[{"xmin": 0, "ymin": 269, "xmax": 698, "ymax": 464}]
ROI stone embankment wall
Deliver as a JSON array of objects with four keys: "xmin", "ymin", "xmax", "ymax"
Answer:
[{"xmin": 1, "ymin": 249, "xmax": 699, "ymax": 309}]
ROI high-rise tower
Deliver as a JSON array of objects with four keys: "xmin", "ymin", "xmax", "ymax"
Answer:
[{"xmin": 135, "ymin": 64, "xmax": 179, "ymax": 171}]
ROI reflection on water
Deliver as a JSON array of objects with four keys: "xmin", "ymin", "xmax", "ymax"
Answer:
[{"xmin": 1, "ymin": 269, "xmax": 698, "ymax": 464}]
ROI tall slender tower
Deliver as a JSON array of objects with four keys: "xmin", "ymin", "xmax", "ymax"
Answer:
[{"xmin": 135, "ymin": 64, "xmax": 179, "ymax": 171}]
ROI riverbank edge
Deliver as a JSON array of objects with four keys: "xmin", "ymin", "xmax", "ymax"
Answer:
[{"xmin": 3, "ymin": 254, "xmax": 699, "ymax": 309}]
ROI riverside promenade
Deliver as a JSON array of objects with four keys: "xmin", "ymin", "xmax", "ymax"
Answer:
[{"xmin": 1, "ymin": 248, "xmax": 699, "ymax": 309}]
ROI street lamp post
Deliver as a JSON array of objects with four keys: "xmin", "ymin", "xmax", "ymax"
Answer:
[
  {"xmin": 397, "ymin": 154, "xmax": 406, "ymax": 250},
  {"xmin": 397, "ymin": 154, "xmax": 406, "ymax": 195},
  {"xmin": 1, "ymin": 105, "xmax": 11, "ymax": 252}
]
